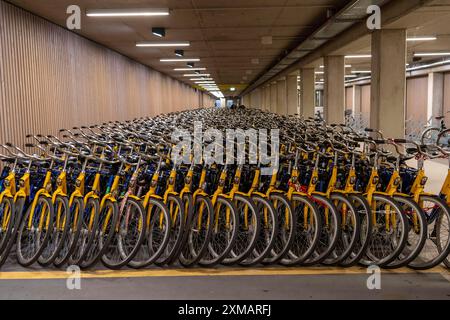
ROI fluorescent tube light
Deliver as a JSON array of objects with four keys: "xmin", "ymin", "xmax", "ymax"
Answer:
[
  {"xmin": 345, "ymin": 54, "xmax": 372, "ymax": 59},
  {"xmin": 414, "ymin": 52, "xmax": 450, "ymax": 57},
  {"xmin": 137, "ymin": 41, "xmax": 190, "ymax": 47},
  {"xmin": 160, "ymin": 58, "xmax": 200, "ymax": 62},
  {"xmin": 407, "ymin": 36, "xmax": 437, "ymax": 42},
  {"xmin": 87, "ymin": 8, "xmax": 169, "ymax": 17},
  {"xmin": 174, "ymin": 68, "xmax": 206, "ymax": 71},
  {"xmin": 183, "ymin": 74, "xmax": 210, "ymax": 77}
]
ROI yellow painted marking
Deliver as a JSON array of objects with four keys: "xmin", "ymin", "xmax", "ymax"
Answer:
[{"xmin": 0, "ymin": 266, "xmax": 448, "ymax": 280}]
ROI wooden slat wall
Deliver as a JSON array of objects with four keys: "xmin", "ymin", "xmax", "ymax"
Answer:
[{"xmin": 0, "ymin": 1, "xmax": 215, "ymax": 146}]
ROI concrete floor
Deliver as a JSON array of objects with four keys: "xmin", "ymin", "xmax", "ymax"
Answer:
[{"xmin": 0, "ymin": 260, "xmax": 449, "ymax": 300}]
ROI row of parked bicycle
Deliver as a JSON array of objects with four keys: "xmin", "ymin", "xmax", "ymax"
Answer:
[{"xmin": 0, "ymin": 107, "xmax": 449, "ymax": 270}]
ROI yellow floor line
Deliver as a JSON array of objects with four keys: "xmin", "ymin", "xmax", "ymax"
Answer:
[{"xmin": 0, "ymin": 266, "xmax": 448, "ymax": 280}]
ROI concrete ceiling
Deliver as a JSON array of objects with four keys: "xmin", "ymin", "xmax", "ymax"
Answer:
[
  {"xmin": 8, "ymin": 0, "xmax": 351, "ymax": 96},
  {"xmin": 311, "ymin": 0, "xmax": 450, "ymax": 80}
]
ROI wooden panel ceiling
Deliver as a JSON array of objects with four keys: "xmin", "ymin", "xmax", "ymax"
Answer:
[{"xmin": 8, "ymin": 0, "xmax": 350, "ymax": 95}]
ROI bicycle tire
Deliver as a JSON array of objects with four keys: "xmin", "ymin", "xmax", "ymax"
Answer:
[
  {"xmin": 280, "ymin": 194, "xmax": 321, "ymax": 266},
  {"xmin": 302, "ymin": 194, "xmax": 341, "ymax": 266},
  {"xmin": 179, "ymin": 194, "xmax": 214, "ymax": 267},
  {"xmin": 155, "ymin": 194, "xmax": 186, "ymax": 265},
  {"xmin": 361, "ymin": 194, "xmax": 408, "ymax": 267},
  {"xmin": 54, "ymin": 196, "xmax": 84, "ymax": 267},
  {"xmin": 340, "ymin": 194, "xmax": 372, "ymax": 267},
  {"xmin": 128, "ymin": 198, "xmax": 171, "ymax": 268},
  {"xmin": 322, "ymin": 193, "xmax": 360, "ymax": 265},
  {"xmin": 16, "ymin": 195, "xmax": 55, "ymax": 267},
  {"xmin": 239, "ymin": 194, "xmax": 278, "ymax": 266},
  {"xmin": 80, "ymin": 199, "xmax": 119, "ymax": 269},
  {"xmin": 38, "ymin": 195, "xmax": 71, "ymax": 266},
  {"xmin": 68, "ymin": 197, "xmax": 100, "ymax": 266},
  {"xmin": 101, "ymin": 197, "xmax": 147, "ymax": 269},
  {"xmin": 0, "ymin": 196, "xmax": 15, "ymax": 253},
  {"xmin": 385, "ymin": 195, "xmax": 427, "ymax": 269},
  {"xmin": 198, "ymin": 196, "xmax": 238, "ymax": 267},
  {"xmin": 409, "ymin": 195, "xmax": 450, "ymax": 270}
]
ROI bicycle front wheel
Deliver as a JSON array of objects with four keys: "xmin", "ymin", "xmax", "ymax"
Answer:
[
  {"xmin": 102, "ymin": 198, "xmax": 146, "ymax": 269},
  {"xmin": 179, "ymin": 194, "xmax": 214, "ymax": 267},
  {"xmin": 198, "ymin": 196, "xmax": 238, "ymax": 267},
  {"xmin": 409, "ymin": 195, "xmax": 450, "ymax": 270},
  {"xmin": 362, "ymin": 194, "xmax": 408, "ymax": 267},
  {"xmin": 16, "ymin": 195, "xmax": 54, "ymax": 267},
  {"xmin": 240, "ymin": 194, "xmax": 277, "ymax": 266}
]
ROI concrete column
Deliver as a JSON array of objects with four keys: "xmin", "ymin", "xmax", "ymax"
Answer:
[
  {"xmin": 264, "ymin": 85, "xmax": 271, "ymax": 111},
  {"xmin": 353, "ymin": 85, "xmax": 361, "ymax": 114},
  {"xmin": 287, "ymin": 73, "xmax": 299, "ymax": 115},
  {"xmin": 370, "ymin": 29, "xmax": 407, "ymax": 138},
  {"xmin": 270, "ymin": 83, "xmax": 277, "ymax": 113},
  {"xmin": 324, "ymin": 56, "xmax": 345, "ymax": 124},
  {"xmin": 427, "ymin": 72, "xmax": 444, "ymax": 127},
  {"xmin": 300, "ymin": 68, "xmax": 315, "ymax": 118},
  {"xmin": 277, "ymin": 78, "xmax": 287, "ymax": 115}
]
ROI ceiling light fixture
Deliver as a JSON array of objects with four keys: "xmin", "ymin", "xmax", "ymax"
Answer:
[
  {"xmin": 190, "ymin": 78, "xmax": 213, "ymax": 81},
  {"xmin": 351, "ymin": 70, "xmax": 371, "ymax": 74},
  {"xmin": 137, "ymin": 41, "xmax": 190, "ymax": 47},
  {"xmin": 174, "ymin": 68, "xmax": 206, "ymax": 71},
  {"xmin": 407, "ymin": 36, "xmax": 437, "ymax": 42},
  {"xmin": 152, "ymin": 27, "xmax": 166, "ymax": 37},
  {"xmin": 175, "ymin": 50, "xmax": 184, "ymax": 57},
  {"xmin": 414, "ymin": 52, "xmax": 450, "ymax": 57},
  {"xmin": 160, "ymin": 58, "xmax": 200, "ymax": 62},
  {"xmin": 320, "ymin": 65, "xmax": 352, "ymax": 68},
  {"xmin": 230, "ymin": 87, "xmax": 236, "ymax": 92},
  {"xmin": 86, "ymin": 8, "xmax": 170, "ymax": 17},
  {"xmin": 345, "ymin": 54, "xmax": 372, "ymax": 59},
  {"xmin": 187, "ymin": 62, "xmax": 195, "ymax": 68},
  {"xmin": 183, "ymin": 74, "xmax": 210, "ymax": 77}
]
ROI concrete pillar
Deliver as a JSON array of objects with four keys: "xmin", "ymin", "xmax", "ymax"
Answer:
[
  {"xmin": 287, "ymin": 73, "xmax": 299, "ymax": 115},
  {"xmin": 370, "ymin": 29, "xmax": 406, "ymax": 138},
  {"xmin": 300, "ymin": 68, "xmax": 315, "ymax": 118},
  {"xmin": 270, "ymin": 83, "xmax": 277, "ymax": 113},
  {"xmin": 324, "ymin": 56, "xmax": 345, "ymax": 124},
  {"xmin": 277, "ymin": 78, "xmax": 287, "ymax": 115},
  {"xmin": 427, "ymin": 72, "xmax": 444, "ymax": 127},
  {"xmin": 264, "ymin": 85, "xmax": 271, "ymax": 111},
  {"xmin": 353, "ymin": 85, "xmax": 361, "ymax": 115}
]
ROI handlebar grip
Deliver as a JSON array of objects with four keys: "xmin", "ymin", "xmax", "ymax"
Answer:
[
  {"xmin": 393, "ymin": 139, "xmax": 407, "ymax": 144},
  {"xmin": 374, "ymin": 139, "xmax": 385, "ymax": 144},
  {"xmin": 25, "ymin": 143, "xmax": 35, "ymax": 148},
  {"xmin": 353, "ymin": 138, "xmax": 365, "ymax": 142},
  {"xmin": 364, "ymin": 128, "xmax": 374, "ymax": 132}
]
